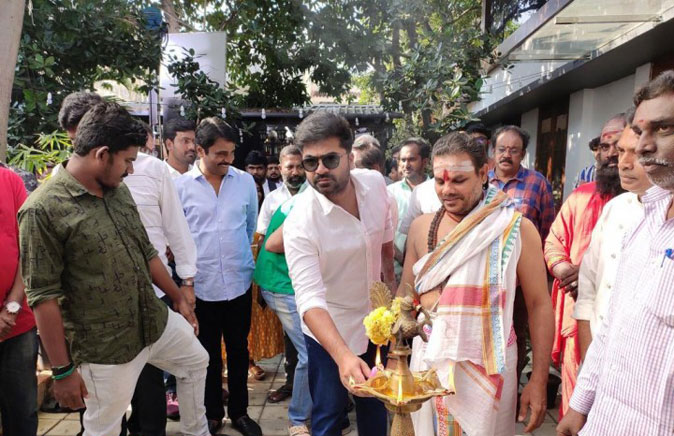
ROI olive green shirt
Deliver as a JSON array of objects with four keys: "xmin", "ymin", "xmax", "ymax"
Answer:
[{"xmin": 18, "ymin": 165, "xmax": 168, "ymax": 365}]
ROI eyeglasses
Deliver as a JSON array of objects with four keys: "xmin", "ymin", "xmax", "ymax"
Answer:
[
  {"xmin": 495, "ymin": 147, "xmax": 523, "ymax": 157},
  {"xmin": 301, "ymin": 152, "xmax": 344, "ymax": 172}
]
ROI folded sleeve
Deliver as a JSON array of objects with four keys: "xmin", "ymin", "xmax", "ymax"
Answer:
[{"xmin": 18, "ymin": 206, "xmax": 65, "ymax": 307}]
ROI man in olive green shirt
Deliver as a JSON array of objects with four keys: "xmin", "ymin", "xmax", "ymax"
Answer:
[{"xmin": 18, "ymin": 102, "xmax": 209, "ymax": 436}]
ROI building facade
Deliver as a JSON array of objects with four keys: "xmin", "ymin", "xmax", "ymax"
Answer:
[{"xmin": 472, "ymin": 0, "xmax": 674, "ymax": 204}]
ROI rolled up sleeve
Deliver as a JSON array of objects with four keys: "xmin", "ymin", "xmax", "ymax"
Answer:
[
  {"xmin": 283, "ymin": 210, "xmax": 328, "ymax": 319},
  {"xmin": 18, "ymin": 207, "xmax": 65, "ymax": 307}
]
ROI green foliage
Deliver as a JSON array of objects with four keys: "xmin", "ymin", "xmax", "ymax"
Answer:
[
  {"xmin": 349, "ymin": 0, "xmax": 497, "ymax": 143},
  {"xmin": 166, "ymin": 49, "xmax": 241, "ymax": 121},
  {"xmin": 168, "ymin": 0, "xmax": 495, "ymax": 143},
  {"xmin": 9, "ymin": 0, "xmax": 161, "ymax": 148},
  {"xmin": 9, "ymin": 131, "xmax": 72, "ymax": 175},
  {"xmin": 167, "ymin": 0, "xmax": 360, "ymax": 108}
]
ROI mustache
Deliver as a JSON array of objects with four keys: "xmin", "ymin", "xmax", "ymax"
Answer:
[
  {"xmin": 639, "ymin": 157, "xmax": 671, "ymax": 167},
  {"xmin": 314, "ymin": 174, "xmax": 335, "ymax": 182},
  {"xmin": 286, "ymin": 175, "xmax": 306, "ymax": 186},
  {"xmin": 599, "ymin": 156, "xmax": 619, "ymax": 169},
  {"xmin": 442, "ymin": 195, "xmax": 464, "ymax": 202},
  {"xmin": 499, "ymin": 157, "xmax": 513, "ymax": 164}
]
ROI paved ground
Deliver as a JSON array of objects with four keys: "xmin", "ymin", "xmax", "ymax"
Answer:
[{"xmin": 36, "ymin": 355, "xmax": 559, "ymax": 436}]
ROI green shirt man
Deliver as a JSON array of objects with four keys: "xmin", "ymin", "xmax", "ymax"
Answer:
[{"xmin": 19, "ymin": 167, "xmax": 168, "ymax": 365}]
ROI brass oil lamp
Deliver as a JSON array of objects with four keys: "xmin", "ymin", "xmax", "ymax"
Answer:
[{"xmin": 353, "ymin": 283, "xmax": 452, "ymax": 436}]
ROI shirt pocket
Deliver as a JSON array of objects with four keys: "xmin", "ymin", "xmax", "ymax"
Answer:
[{"xmin": 644, "ymin": 260, "xmax": 674, "ymax": 326}]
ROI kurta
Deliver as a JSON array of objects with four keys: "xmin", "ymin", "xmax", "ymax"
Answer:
[{"xmin": 543, "ymin": 182, "xmax": 611, "ymax": 418}]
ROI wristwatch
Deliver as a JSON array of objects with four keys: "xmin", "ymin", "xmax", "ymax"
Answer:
[
  {"xmin": 182, "ymin": 278, "xmax": 194, "ymax": 287},
  {"xmin": 5, "ymin": 301, "xmax": 21, "ymax": 315}
]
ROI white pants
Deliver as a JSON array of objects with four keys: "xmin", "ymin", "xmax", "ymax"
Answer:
[{"xmin": 79, "ymin": 310, "xmax": 210, "ymax": 436}]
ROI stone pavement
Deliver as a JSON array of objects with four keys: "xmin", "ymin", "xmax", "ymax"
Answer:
[{"xmin": 35, "ymin": 355, "xmax": 559, "ymax": 436}]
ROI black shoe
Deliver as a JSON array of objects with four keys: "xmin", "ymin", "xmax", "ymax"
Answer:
[
  {"xmin": 231, "ymin": 415, "xmax": 262, "ymax": 436},
  {"xmin": 208, "ymin": 419, "xmax": 224, "ymax": 435},
  {"xmin": 267, "ymin": 384, "xmax": 293, "ymax": 403}
]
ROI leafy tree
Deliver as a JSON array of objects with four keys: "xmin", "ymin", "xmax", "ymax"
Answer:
[
  {"xmin": 9, "ymin": 0, "xmax": 161, "ymax": 150},
  {"xmin": 166, "ymin": 49, "xmax": 241, "ymax": 121},
  {"xmin": 161, "ymin": 0, "xmax": 360, "ymax": 108},
  {"xmin": 163, "ymin": 0, "xmax": 494, "ymax": 143},
  {"xmin": 487, "ymin": 0, "xmax": 548, "ymax": 37},
  {"xmin": 345, "ymin": 0, "xmax": 496, "ymax": 142}
]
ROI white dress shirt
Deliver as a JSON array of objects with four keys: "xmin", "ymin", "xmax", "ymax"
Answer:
[
  {"xmin": 570, "ymin": 186, "xmax": 674, "ymax": 435},
  {"xmin": 399, "ymin": 178, "xmax": 441, "ymax": 235},
  {"xmin": 284, "ymin": 169, "xmax": 395, "ymax": 355},
  {"xmin": 574, "ymin": 192, "xmax": 644, "ymax": 334},
  {"xmin": 124, "ymin": 153, "xmax": 197, "ymax": 297},
  {"xmin": 257, "ymin": 183, "xmax": 292, "ymax": 235},
  {"xmin": 165, "ymin": 161, "xmax": 193, "ymax": 180},
  {"xmin": 262, "ymin": 178, "xmax": 283, "ymax": 196}
]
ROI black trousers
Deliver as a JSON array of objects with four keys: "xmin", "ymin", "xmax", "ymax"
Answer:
[
  {"xmin": 127, "ymin": 364, "xmax": 167, "ymax": 436},
  {"xmin": 513, "ymin": 286, "xmax": 529, "ymax": 384},
  {"xmin": 195, "ymin": 290, "xmax": 252, "ymax": 421},
  {"xmin": 284, "ymin": 332, "xmax": 298, "ymax": 388}
]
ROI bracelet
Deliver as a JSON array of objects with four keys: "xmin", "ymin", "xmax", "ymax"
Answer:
[
  {"xmin": 52, "ymin": 366, "xmax": 76, "ymax": 381},
  {"xmin": 51, "ymin": 362, "xmax": 76, "ymax": 380}
]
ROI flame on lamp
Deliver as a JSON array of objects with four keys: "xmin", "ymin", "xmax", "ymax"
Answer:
[{"xmin": 375, "ymin": 346, "xmax": 382, "ymax": 368}]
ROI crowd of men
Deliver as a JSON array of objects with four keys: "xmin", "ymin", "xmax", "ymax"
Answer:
[{"xmin": 0, "ymin": 70, "xmax": 673, "ymax": 436}]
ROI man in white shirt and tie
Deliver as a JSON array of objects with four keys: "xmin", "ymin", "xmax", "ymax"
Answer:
[{"xmin": 284, "ymin": 112, "xmax": 396, "ymax": 436}]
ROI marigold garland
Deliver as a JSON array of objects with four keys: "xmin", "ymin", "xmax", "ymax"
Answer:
[{"xmin": 363, "ymin": 297, "xmax": 404, "ymax": 346}]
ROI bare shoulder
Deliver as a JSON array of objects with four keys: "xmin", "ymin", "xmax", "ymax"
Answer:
[
  {"xmin": 519, "ymin": 217, "xmax": 541, "ymax": 246},
  {"xmin": 409, "ymin": 212, "xmax": 435, "ymax": 235},
  {"xmin": 517, "ymin": 217, "xmax": 544, "ymax": 270},
  {"xmin": 408, "ymin": 213, "xmax": 435, "ymax": 253}
]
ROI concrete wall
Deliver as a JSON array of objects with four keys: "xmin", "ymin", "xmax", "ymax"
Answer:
[
  {"xmin": 563, "ymin": 74, "xmax": 637, "ymax": 197},
  {"xmin": 520, "ymin": 108, "xmax": 539, "ymax": 169}
]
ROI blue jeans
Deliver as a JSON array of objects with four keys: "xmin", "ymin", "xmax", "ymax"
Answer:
[
  {"xmin": 305, "ymin": 335, "xmax": 387, "ymax": 436},
  {"xmin": 0, "ymin": 328, "xmax": 38, "ymax": 436},
  {"xmin": 261, "ymin": 289, "xmax": 311, "ymax": 426}
]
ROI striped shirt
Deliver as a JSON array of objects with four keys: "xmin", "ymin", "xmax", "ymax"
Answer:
[
  {"xmin": 488, "ymin": 166, "xmax": 556, "ymax": 241},
  {"xmin": 569, "ymin": 185, "xmax": 674, "ymax": 435},
  {"xmin": 574, "ymin": 164, "xmax": 596, "ymax": 189}
]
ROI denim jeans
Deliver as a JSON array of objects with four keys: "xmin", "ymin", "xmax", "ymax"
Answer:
[
  {"xmin": 0, "ymin": 328, "xmax": 38, "ymax": 436},
  {"xmin": 260, "ymin": 289, "xmax": 311, "ymax": 426},
  {"xmin": 305, "ymin": 336, "xmax": 387, "ymax": 436}
]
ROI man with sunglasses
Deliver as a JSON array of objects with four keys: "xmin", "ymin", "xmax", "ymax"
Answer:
[
  {"xmin": 283, "ymin": 112, "xmax": 396, "ymax": 436},
  {"xmin": 544, "ymin": 114, "xmax": 626, "ymax": 419}
]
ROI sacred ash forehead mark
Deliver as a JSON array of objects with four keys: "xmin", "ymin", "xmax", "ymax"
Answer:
[{"xmin": 432, "ymin": 160, "xmax": 475, "ymax": 174}]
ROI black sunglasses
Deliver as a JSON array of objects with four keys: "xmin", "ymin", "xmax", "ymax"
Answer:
[{"xmin": 301, "ymin": 152, "xmax": 344, "ymax": 172}]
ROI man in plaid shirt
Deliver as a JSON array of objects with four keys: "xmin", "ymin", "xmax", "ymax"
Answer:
[
  {"xmin": 488, "ymin": 125, "xmax": 555, "ymax": 241},
  {"xmin": 488, "ymin": 125, "xmax": 556, "ymax": 385}
]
